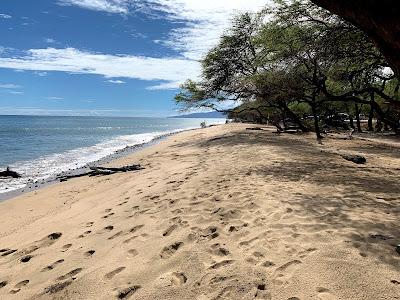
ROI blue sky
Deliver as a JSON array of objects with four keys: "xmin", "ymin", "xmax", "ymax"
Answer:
[{"xmin": 0, "ymin": 0, "xmax": 266, "ymax": 117}]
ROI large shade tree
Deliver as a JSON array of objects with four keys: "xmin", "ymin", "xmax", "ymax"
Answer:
[
  {"xmin": 310, "ymin": 0, "xmax": 400, "ymax": 77},
  {"xmin": 176, "ymin": 0, "xmax": 400, "ymax": 136}
]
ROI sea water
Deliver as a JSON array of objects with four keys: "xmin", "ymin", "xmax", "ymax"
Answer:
[{"xmin": 0, "ymin": 115, "xmax": 225, "ymax": 194}]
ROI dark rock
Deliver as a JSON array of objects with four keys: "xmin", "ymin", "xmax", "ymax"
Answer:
[
  {"xmin": 396, "ymin": 244, "xmax": 400, "ymax": 255},
  {"xmin": 0, "ymin": 167, "xmax": 21, "ymax": 178},
  {"xmin": 341, "ymin": 154, "xmax": 366, "ymax": 164}
]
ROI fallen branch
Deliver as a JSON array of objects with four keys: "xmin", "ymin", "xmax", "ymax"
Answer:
[
  {"xmin": 246, "ymin": 127, "xmax": 264, "ymax": 131},
  {"xmin": 58, "ymin": 164, "xmax": 144, "ymax": 182}
]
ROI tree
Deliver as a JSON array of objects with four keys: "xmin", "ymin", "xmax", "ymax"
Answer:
[
  {"xmin": 310, "ymin": 0, "xmax": 400, "ymax": 77},
  {"xmin": 176, "ymin": 0, "xmax": 400, "ymax": 136}
]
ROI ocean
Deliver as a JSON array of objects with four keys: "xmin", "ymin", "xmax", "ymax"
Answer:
[{"xmin": 0, "ymin": 115, "xmax": 226, "ymax": 195}]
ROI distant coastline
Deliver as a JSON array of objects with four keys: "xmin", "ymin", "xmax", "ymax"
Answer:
[{"xmin": 169, "ymin": 111, "xmax": 227, "ymax": 119}]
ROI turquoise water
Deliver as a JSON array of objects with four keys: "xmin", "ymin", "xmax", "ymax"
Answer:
[{"xmin": 0, "ymin": 115, "xmax": 225, "ymax": 193}]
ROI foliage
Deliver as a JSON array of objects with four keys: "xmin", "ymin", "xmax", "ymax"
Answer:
[{"xmin": 175, "ymin": 0, "xmax": 400, "ymax": 136}]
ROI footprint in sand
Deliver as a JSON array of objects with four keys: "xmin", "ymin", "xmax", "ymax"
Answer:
[
  {"xmin": 41, "ymin": 259, "xmax": 65, "ymax": 272},
  {"xmin": 103, "ymin": 225, "xmax": 114, "ymax": 231},
  {"xmin": 21, "ymin": 255, "xmax": 33, "ymax": 263},
  {"xmin": 86, "ymin": 222, "xmax": 94, "ymax": 227},
  {"xmin": 162, "ymin": 224, "xmax": 178, "ymax": 237},
  {"xmin": 201, "ymin": 226, "xmax": 219, "ymax": 240},
  {"xmin": 11, "ymin": 232, "xmax": 62, "ymax": 261},
  {"xmin": 102, "ymin": 213, "xmax": 114, "ymax": 219},
  {"xmin": 129, "ymin": 225, "xmax": 144, "ymax": 234},
  {"xmin": 127, "ymin": 249, "xmax": 138, "ymax": 258},
  {"xmin": 171, "ymin": 272, "xmax": 187, "ymax": 286},
  {"xmin": 108, "ymin": 231, "xmax": 124, "ymax": 240},
  {"xmin": 84, "ymin": 250, "xmax": 95, "ymax": 257},
  {"xmin": 48, "ymin": 232, "xmax": 62, "ymax": 240},
  {"xmin": 261, "ymin": 261, "xmax": 275, "ymax": 268},
  {"xmin": 209, "ymin": 260, "xmax": 234, "ymax": 269},
  {"xmin": 123, "ymin": 236, "xmax": 137, "ymax": 244},
  {"xmin": 117, "ymin": 285, "xmax": 141, "ymax": 299},
  {"xmin": 43, "ymin": 280, "xmax": 74, "ymax": 295},
  {"xmin": 160, "ymin": 242, "xmax": 183, "ymax": 259},
  {"xmin": 0, "ymin": 249, "xmax": 17, "ymax": 257},
  {"xmin": 210, "ymin": 243, "xmax": 230, "ymax": 256},
  {"xmin": 61, "ymin": 244, "xmax": 72, "ymax": 252},
  {"xmin": 276, "ymin": 260, "xmax": 302, "ymax": 272},
  {"xmin": 274, "ymin": 260, "xmax": 302, "ymax": 284},
  {"xmin": 105, "ymin": 267, "xmax": 126, "ymax": 279},
  {"xmin": 57, "ymin": 268, "xmax": 83, "ymax": 281},
  {"xmin": 15, "ymin": 280, "xmax": 29, "ymax": 288},
  {"xmin": 0, "ymin": 281, "xmax": 8, "ymax": 288},
  {"xmin": 77, "ymin": 231, "xmax": 92, "ymax": 238},
  {"xmin": 317, "ymin": 287, "xmax": 338, "ymax": 300}
]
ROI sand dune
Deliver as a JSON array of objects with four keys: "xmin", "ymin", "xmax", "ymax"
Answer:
[{"xmin": 0, "ymin": 124, "xmax": 399, "ymax": 299}]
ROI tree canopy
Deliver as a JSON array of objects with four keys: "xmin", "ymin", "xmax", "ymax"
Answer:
[{"xmin": 175, "ymin": 0, "xmax": 400, "ymax": 137}]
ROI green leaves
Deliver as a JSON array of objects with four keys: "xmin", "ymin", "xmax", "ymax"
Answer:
[{"xmin": 174, "ymin": 0, "xmax": 399, "ymax": 132}]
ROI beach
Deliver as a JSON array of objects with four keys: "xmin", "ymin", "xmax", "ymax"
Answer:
[{"xmin": 0, "ymin": 123, "xmax": 399, "ymax": 299}]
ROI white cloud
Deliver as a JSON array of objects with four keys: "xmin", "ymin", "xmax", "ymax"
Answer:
[
  {"xmin": 57, "ymin": 0, "xmax": 129, "ymax": 14},
  {"xmin": 44, "ymin": 38, "xmax": 56, "ymax": 44},
  {"xmin": 133, "ymin": 0, "xmax": 268, "ymax": 60},
  {"xmin": 107, "ymin": 79, "xmax": 126, "ymax": 84},
  {"xmin": 8, "ymin": 91, "xmax": 24, "ymax": 95},
  {"xmin": 1, "ymin": 1, "xmax": 270, "ymax": 90},
  {"xmin": 0, "ymin": 47, "xmax": 200, "ymax": 89},
  {"xmin": 0, "ymin": 13, "xmax": 12, "ymax": 19},
  {"xmin": 146, "ymin": 81, "xmax": 182, "ymax": 90},
  {"xmin": 34, "ymin": 71, "xmax": 48, "ymax": 76},
  {"xmin": 0, "ymin": 83, "xmax": 22, "ymax": 89},
  {"xmin": 46, "ymin": 96, "xmax": 64, "ymax": 100},
  {"xmin": 56, "ymin": 1, "xmax": 269, "ymax": 60}
]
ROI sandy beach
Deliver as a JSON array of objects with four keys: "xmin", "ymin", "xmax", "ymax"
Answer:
[{"xmin": 0, "ymin": 123, "xmax": 399, "ymax": 299}]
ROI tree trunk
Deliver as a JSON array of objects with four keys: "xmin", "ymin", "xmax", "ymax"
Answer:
[
  {"xmin": 281, "ymin": 105, "xmax": 309, "ymax": 132},
  {"xmin": 368, "ymin": 105, "xmax": 374, "ymax": 131},
  {"xmin": 346, "ymin": 103, "xmax": 354, "ymax": 129},
  {"xmin": 349, "ymin": 115, "xmax": 354, "ymax": 129},
  {"xmin": 354, "ymin": 103, "xmax": 362, "ymax": 132},
  {"xmin": 311, "ymin": 104, "xmax": 322, "ymax": 138},
  {"xmin": 282, "ymin": 111, "xmax": 287, "ymax": 128},
  {"xmin": 384, "ymin": 122, "xmax": 389, "ymax": 131},
  {"xmin": 370, "ymin": 100, "xmax": 399, "ymax": 133}
]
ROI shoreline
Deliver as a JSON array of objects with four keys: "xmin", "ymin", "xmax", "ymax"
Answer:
[
  {"xmin": 0, "ymin": 125, "xmax": 215, "ymax": 202},
  {"xmin": 0, "ymin": 123, "xmax": 399, "ymax": 299}
]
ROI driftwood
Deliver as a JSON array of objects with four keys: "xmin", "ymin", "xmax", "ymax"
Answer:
[
  {"xmin": 0, "ymin": 167, "xmax": 21, "ymax": 178},
  {"xmin": 58, "ymin": 164, "xmax": 143, "ymax": 182},
  {"xmin": 246, "ymin": 127, "xmax": 263, "ymax": 131}
]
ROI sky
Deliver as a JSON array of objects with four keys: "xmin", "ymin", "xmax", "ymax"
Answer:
[{"xmin": 0, "ymin": 0, "xmax": 267, "ymax": 117}]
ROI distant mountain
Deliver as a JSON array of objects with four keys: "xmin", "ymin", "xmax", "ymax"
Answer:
[{"xmin": 169, "ymin": 111, "xmax": 227, "ymax": 119}]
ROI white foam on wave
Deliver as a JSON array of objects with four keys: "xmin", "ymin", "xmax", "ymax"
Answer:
[{"xmin": 0, "ymin": 124, "xmax": 214, "ymax": 195}]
